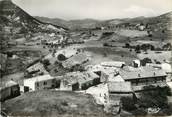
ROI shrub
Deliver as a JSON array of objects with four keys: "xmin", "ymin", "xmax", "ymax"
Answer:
[
  {"xmin": 125, "ymin": 43, "xmax": 130, "ymax": 48},
  {"xmin": 57, "ymin": 54, "xmax": 66, "ymax": 61},
  {"xmin": 121, "ymin": 97, "xmax": 136, "ymax": 111},
  {"xmin": 103, "ymin": 43, "xmax": 109, "ymax": 47},
  {"xmin": 138, "ymin": 86, "xmax": 171, "ymax": 109},
  {"xmin": 140, "ymin": 57, "xmax": 152, "ymax": 66},
  {"xmin": 42, "ymin": 59, "xmax": 50, "ymax": 67}
]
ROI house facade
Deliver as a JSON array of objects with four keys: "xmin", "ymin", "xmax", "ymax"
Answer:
[
  {"xmin": 119, "ymin": 66, "xmax": 167, "ymax": 91},
  {"xmin": 108, "ymin": 82, "xmax": 134, "ymax": 106},
  {"xmin": 0, "ymin": 80, "xmax": 20, "ymax": 101},
  {"xmin": 24, "ymin": 75, "xmax": 56, "ymax": 91}
]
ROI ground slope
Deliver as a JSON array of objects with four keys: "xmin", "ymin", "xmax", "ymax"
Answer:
[{"xmin": 2, "ymin": 90, "xmax": 113, "ymax": 117}]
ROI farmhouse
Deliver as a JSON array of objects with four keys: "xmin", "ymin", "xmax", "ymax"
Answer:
[
  {"xmin": 24, "ymin": 75, "xmax": 56, "ymax": 91},
  {"xmin": 119, "ymin": 66, "xmax": 167, "ymax": 91},
  {"xmin": 0, "ymin": 80, "xmax": 20, "ymax": 101},
  {"xmin": 86, "ymin": 64, "xmax": 121, "ymax": 82},
  {"xmin": 60, "ymin": 71, "xmax": 100, "ymax": 91}
]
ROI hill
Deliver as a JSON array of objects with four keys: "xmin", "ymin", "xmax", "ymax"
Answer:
[
  {"xmin": 2, "ymin": 90, "xmax": 113, "ymax": 117},
  {"xmin": 35, "ymin": 11, "xmax": 172, "ymax": 33},
  {"xmin": 35, "ymin": 16, "xmax": 101, "ymax": 30},
  {"xmin": 35, "ymin": 16, "xmax": 69, "ymax": 29},
  {"xmin": 0, "ymin": 0, "xmax": 67, "ymax": 34},
  {"xmin": 0, "ymin": 0, "xmax": 67, "ymax": 51}
]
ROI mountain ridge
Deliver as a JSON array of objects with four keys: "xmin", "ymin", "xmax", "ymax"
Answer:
[{"xmin": 35, "ymin": 11, "xmax": 172, "ymax": 30}]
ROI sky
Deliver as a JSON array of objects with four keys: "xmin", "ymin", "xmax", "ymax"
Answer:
[{"xmin": 11, "ymin": 0, "xmax": 172, "ymax": 20}]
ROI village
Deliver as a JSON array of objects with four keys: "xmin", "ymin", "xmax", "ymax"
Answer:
[
  {"xmin": 1, "ymin": 31, "xmax": 172, "ymax": 115},
  {"xmin": 0, "ymin": 0, "xmax": 172, "ymax": 116}
]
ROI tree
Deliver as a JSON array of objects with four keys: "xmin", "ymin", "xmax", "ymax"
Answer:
[
  {"xmin": 121, "ymin": 97, "xmax": 136, "ymax": 111},
  {"xmin": 140, "ymin": 57, "xmax": 152, "ymax": 66},
  {"xmin": 135, "ymin": 45, "xmax": 141, "ymax": 53},
  {"xmin": 163, "ymin": 43, "xmax": 172, "ymax": 50},
  {"xmin": 141, "ymin": 44, "xmax": 148, "ymax": 51},
  {"xmin": 138, "ymin": 86, "xmax": 171, "ymax": 108},
  {"xmin": 57, "ymin": 54, "xmax": 66, "ymax": 61},
  {"xmin": 125, "ymin": 43, "xmax": 130, "ymax": 48},
  {"xmin": 42, "ymin": 59, "xmax": 50, "ymax": 67},
  {"xmin": 103, "ymin": 43, "xmax": 108, "ymax": 47},
  {"xmin": 150, "ymin": 45, "xmax": 155, "ymax": 50}
]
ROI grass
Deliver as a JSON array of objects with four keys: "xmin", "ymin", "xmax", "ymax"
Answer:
[
  {"xmin": 83, "ymin": 47, "xmax": 137, "ymax": 65},
  {"xmin": 137, "ymin": 50, "xmax": 172, "ymax": 63},
  {"xmin": 2, "ymin": 90, "xmax": 114, "ymax": 117}
]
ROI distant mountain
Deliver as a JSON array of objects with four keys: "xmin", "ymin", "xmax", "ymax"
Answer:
[
  {"xmin": 114, "ymin": 11, "xmax": 172, "ymax": 28},
  {"xmin": 35, "ymin": 11, "xmax": 172, "ymax": 31},
  {"xmin": 35, "ymin": 16, "xmax": 101, "ymax": 30}
]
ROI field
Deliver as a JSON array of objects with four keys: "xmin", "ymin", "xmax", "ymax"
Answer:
[
  {"xmin": 83, "ymin": 46, "xmax": 137, "ymax": 65},
  {"xmin": 2, "ymin": 90, "xmax": 113, "ymax": 117},
  {"xmin": 137, "ymin": 50, "xmax": 172, "ymax": 63}
]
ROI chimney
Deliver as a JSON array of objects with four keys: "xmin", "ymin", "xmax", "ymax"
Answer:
[{"xmin": 153, "ymin": 72, "xmax": 156, "ymax": 76}]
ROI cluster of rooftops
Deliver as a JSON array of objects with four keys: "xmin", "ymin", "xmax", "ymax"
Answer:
[
  {"xmin": 0, "ymin": 59, "xmax": 171, "ymax": 102},
  {"xmin": 22, "ymin": 59, "xmax": 170, "ymax": 92}
]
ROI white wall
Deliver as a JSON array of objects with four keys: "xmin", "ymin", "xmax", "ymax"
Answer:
[{"xmin": 24, "ymin": 80, "xmax": 36, "ymax": 91}]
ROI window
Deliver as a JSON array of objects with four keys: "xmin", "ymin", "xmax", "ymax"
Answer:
[
  {"xmin": 44, "ymin": 82, "xmax": 47, "ymax": 85},
  {"xmin": 36, "ymin": 82, "xmax": 39, "ymax": 87}
]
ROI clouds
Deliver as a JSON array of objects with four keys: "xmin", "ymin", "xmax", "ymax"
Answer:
[
  {"xmin": 124, "ymin": 5, "xmax": 157, "ymax": 17},
  {"xmin": 12, "ymin": 0, "xmax": 172, "ymax": 20}
]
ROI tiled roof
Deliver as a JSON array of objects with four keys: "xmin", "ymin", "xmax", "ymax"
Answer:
[
  {"xmin": 119, "ymin": 66, "xmax": 167, "ymax": 80},
  {"xmin": 24, "ymin": 74, "xmax": 54, "ymax": 83},
  {"xmin": 0, "ymin": 80, "xmax": 18, "ymax": 90},
  {"xmin": 62, "ymin": 53, "xmax": 89, "ymax": 68},
  {"xmin": 63, "ymin": 71, "xmax": 99, "ymax": 85},
  {"xmin": 27, "ymin": 62, "xmax": 48, "ymax": 74}
]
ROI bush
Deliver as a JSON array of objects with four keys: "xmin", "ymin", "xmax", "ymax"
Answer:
[
  {"xmin": 121, "ymin": 97, "xmax": 136, "ymax": 111},
  {"xmin": 135, "ymin": 45, "xmax": 140, "ymax": 52},
  {"xmin": 103, "ymin": 43, "xmax": 109, "ymax": 47},
  {"xmin": 125, "ymin": 43, "xmax": 130, "ymax": 48},
  {"xmin": 138, "ymin": 86, "xmax": 171, "ymax": 108},
  {"xmin": 140, "ymin": 57, "xmax": 152, "ymax": 66},
  {"xmin": 42, "ymin": 59, "xmax": 50, "ymax": 67},
  {"xmin": 57, "ymin": 54, "xmax": 66, "ymax": 61}
]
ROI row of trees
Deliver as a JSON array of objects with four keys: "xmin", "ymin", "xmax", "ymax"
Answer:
[{"xmin": 125, "ymin": 42, "xmax": 172, "ymax": 53}]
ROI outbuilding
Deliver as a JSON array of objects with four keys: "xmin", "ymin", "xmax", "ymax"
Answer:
[{"xmin": 0, "ymin": 80, "xmax": 20, "ymax": 101}]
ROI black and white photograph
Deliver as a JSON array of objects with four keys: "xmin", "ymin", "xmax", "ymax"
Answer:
[{"xmin": 0, "ymin": 0, "xmax": 172, "ymax": 116}]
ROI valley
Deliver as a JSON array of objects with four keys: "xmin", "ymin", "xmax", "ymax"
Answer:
[{"xmin": 0, "ymin": 0, "xmax": 172, "ymax": 117}]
